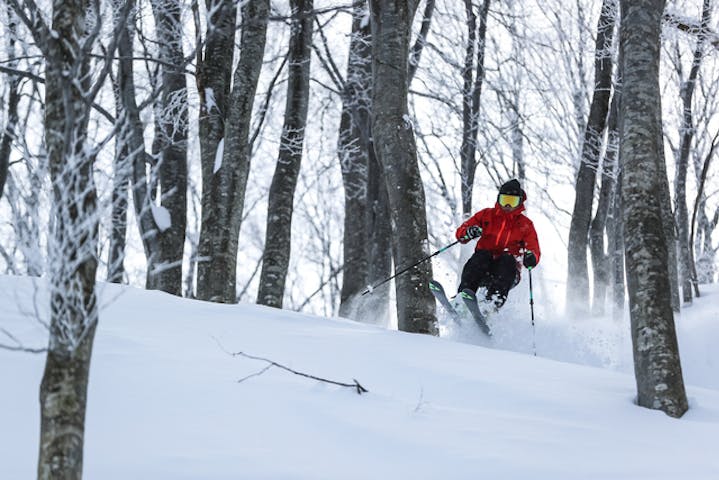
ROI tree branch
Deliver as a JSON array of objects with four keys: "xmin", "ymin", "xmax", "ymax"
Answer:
[
  {"xmin": 216, "ymin": 340, "xmax": 368, "ymax": 394},
  {"xmin": 665, "ymin": 11, "xmax": 719, "ymax": 50},
  {"xmin": 0, "ymin": 327, "xmax": 46, "ymax": 354}
]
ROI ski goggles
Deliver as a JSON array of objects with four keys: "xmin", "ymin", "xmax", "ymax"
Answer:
[{"xmin": 498, "ymin": 194, "xmax": 522, "ymax": 208}]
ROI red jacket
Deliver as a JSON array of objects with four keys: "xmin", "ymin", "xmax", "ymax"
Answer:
[{"xmin": 455, "ymin": 203, "xmax": 541, "ymax": 265}]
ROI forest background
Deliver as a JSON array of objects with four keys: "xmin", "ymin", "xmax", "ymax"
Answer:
[
  {"xmin": 4, "ymin": 0, "xmax": 716, "ymax": 324},
  {"xmin": 2, "ymin": 0, "xmax": 719, "ymax": 474}
]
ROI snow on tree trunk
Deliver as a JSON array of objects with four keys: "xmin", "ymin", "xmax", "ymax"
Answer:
[
  {"xmin": 566, "ymin": 0, "xmax": 617, "ymax": 316},
  {"xmin": 338, "ymin": 4, "xmax": 371, "ymax": 315},
  {"xmin": 257, "ymin": 0, "xmax": 313, "ymax": 308},
  {"xmin": 197, "ymin": 0, "xmax": 269, "ymax": 303},
  {"xmin": 619, "ymin": 0, "xmax": 688, "ymax": 418},
  {"xmin": 196, "ymin": 0, "xmax": 237, "ymax": 291},
  {"xmin": 337, "ymin": 2, "xmax": 392, "ymax": 321},
  {"xmin": 370, "ymin": 0, "xmax": 437, "ymax": 335},
  {"xmin": 148, "ymin": 0, "xmax": 188, "ymax": 296},
  {"xmin": 37, "ymin": 0, "xmax": 101, "ymax": 475}
]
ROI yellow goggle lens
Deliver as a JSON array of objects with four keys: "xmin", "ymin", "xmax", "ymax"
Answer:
[{"xmin": 499, "ymin": 194, "xmax": 521, "ymax": 208}]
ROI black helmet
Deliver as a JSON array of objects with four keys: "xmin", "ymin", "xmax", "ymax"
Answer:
[{"xmin": 498, "ymin": 179, "xmax": 527, "ymax": 204}]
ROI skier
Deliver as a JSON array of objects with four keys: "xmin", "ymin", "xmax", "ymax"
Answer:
[{"xmin": 455, "ymin": 179, "xmax": 541, "ymax": 311}]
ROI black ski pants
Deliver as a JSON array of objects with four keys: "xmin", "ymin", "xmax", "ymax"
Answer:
[{"xmin": 458, "ymin": 250, "xmax": 518, "ymax": 308}]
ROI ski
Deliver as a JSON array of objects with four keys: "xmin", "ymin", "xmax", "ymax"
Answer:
[
  {"xmin": 459, "ymin": 289, "xmax": 492, "ymax": 336},
  {"xmin": 429, "ymin": 280, "xmax": 461, "ymax": 323}
]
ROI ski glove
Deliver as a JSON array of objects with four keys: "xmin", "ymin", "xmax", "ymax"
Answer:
[
  {"xmin": 465, "ymin": 225, "xmax": 482, "ymax": 241},
  {"xmin": 523, "ymin": 250, "xmax": 537, "ymax": 268}
]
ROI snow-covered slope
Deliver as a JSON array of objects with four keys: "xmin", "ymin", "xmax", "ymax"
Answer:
[{"xmin": 1, "ymin": 275, "xmax": 717, "ymax": 479}]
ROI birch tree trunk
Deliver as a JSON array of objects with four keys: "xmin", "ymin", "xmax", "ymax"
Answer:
[
  {"xmin": 197, "ymin": 0, "xmax": 270, "ymax": 303},
  {"xmin": 566, "ymin": 0, "xmax": 617, "ymax": 315},
  {"xmin": 148, "ymin": 0, "xmax": 188, "ymax": 295},
  {"xmin": 619, "ymin": 0, "xmax": 688, "ymax": 418},
  {"xmin": 257, "ymin": 0, "xmax": 313, "ymax": 308},
  {"xmin": 370, "ymin": 0, "xmax": 436, "ymax": 334}
]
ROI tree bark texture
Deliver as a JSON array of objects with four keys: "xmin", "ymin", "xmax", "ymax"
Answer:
[
  {"xmin": 673, "ymin": 0, "xmax": 711, "ymax": 303},
  {"xmin": 459, "ymin": 0, "xmax": 490, "ymax": 216},
  {"xmin": 107, "ymin": 102, "xmax": 129, "ymax": 284},
  {"xmin": 619, "ymin": 0, "xmax": 688, "ymax": 418},
  {"xmin": 370, "ymin": 0, "xmax": 437, "ymax": 335},
  {"xmin": 566, "ymin": 0, "xmax": 617, "ymax": 316},
  {"xmin": 257, "ymin": 0, "xmax": 314, "ymax": 308},
  {"xmin": 196, "ymin": 0, "xmax": 237, "ymax": 279},
  {"xmin": 338, "ymin": 4, "xmax": 371, "ymax": 314},
  {"xmin": 337, "ymin": 1, "xmax": 392, "ymax": 321},
  {"xmin": 39, "ymin": 0, "xmax": 100, "ymax": 476},
  {"xmin": 148, "ymin": 0, "xmax": 188, "ymax": 296},
  {"xmin": 197, "ymin": 0, "xmax": 270, "ymax": 303}
]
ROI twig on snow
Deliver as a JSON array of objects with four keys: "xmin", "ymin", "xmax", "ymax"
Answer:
[
  {"xmin": 214, "ymin": 338, "xmax": 368, "ymax": 395},
  {"xmin": 233, "ymin": 351, "xmax": 369, "ymax": 395}
]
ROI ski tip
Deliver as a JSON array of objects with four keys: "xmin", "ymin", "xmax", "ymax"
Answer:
[{"xmin": 460, "ymin": 288, "xmax": 477, "ymax": 299}]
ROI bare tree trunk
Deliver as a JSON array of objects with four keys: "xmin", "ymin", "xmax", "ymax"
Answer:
[
  {"xmin": 370, "ymin": 0, "xmax": 436, "ymax": 335},
  {"xmin": 674, "ymin": 0, "xmax": 711, "ymax": 304},
  {"xmin": 459, "ymin": 0, "xmax": 490, "ymax": 216},
  {"xmin": 692, "ymin": 131, "xmax": 719, "ymax": 285},
  {"xmin": 606, "ymin": 49, "xmax": 625, "ymax": 320},
  {"xmin": 566, "ymin": 0, "xmax": 617, "ymax": 316},
  {"xmin": 107, "ymin": 0, "xmax": 138, "ymax": 284},
  {"xmin": 337, "ymin": 1, "xmax": 393, "ymax": 321},
  {"xmin": 34, "ymin": 0, "xmax": 103, "ymax": 474},
  {"xmin": 107, "ymin": 107, "xmax": 129, "ymax": 283},
  {"xmin": 619, "ymin": 0, "xmax": 688, "ymax": 418},
  {"xmin": 110, "ymin": 0, "xmax": 159, "ymax": 287},
  {"xmin": 610, "ymin": 170, "xmax": 625, "ymax": 320},
  {"xmin": 338, "ymin": 3, "xmax": 371, "ymax": 315},
  {"xmin": 197, "ymin": 0, "xmax": 270, "ymax": 303},
  {"xmin": 407, "ymin": 0, "xmax": 435, "ymax": 85},
  {"xmin": 196, "ymin": 0, "xmax": 237, "ymax": 290},
  {"xmin": 257, "ymin": 0, "xmax": 313, "ymax": 308},
  {"xmin": 366, "ymin": 147, "xmax": 392, "ymax": 320},
  {"xmin": 590, "ymin": 89, "xmax": 620, "ymax": 316},
  {"xmin": 197, "ymin": 0, "xmax": 236, "ymax": 178},
  {"xmin": 148, "ymin": 0, "xmax": 188, "ymax": 295},
  {"xmin": 0, "ymin": 6, "xmax": 19, "ymax": 201}
]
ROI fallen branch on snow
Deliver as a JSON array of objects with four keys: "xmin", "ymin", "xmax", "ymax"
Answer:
[
  {"xmin": 233, "ymin": 351, "xmax": 368, "ymax": 395},
  {"xmin": 214, "ymin": 338, "xmax": 368, "ymax": 395}
]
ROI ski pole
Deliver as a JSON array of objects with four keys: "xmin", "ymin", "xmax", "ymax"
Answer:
[
  {"xmin": 361, "ymin": 239, "xmax": 463, "ymax": 295},
  {"xmin": 528, "ymin": 266, "xmax": 536, "ymax": 356}
]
